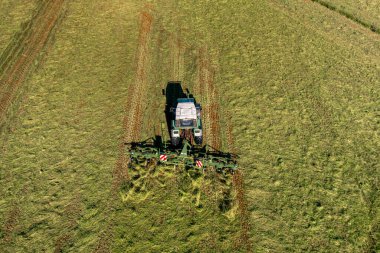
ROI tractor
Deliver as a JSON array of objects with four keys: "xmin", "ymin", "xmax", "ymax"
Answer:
[
  {"xmin": 126, "ymin": 81, "xmax": 238, "ymax": 173},
  {"xmin": 163, "ymin": 81, "xmax": 202, "ymax": 146}
]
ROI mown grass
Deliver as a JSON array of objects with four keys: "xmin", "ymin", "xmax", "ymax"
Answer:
[
  {"xmin": 152, "ymin": 0, "xmax": 380, "ymax": 252},
  {"xmin": 115, "ymin": 163, "xmax": 239, "ymax": 252},
  {"xmin": 1, "ymin": 0, "xmax": 241, "ymax": 252},
  {"xmin": 1, "ymin": 0, "xmax": 139, "ymax": 251},
  {"xmin": 109, "ymin": 7, "xmax": 241, "ymax": 251},
  {"xmin": 1, "ymin": 0, "xmax": 379, "ymax": 252},
  {"xmin": 0, "ymin": 0, "xmax": 39, "ymax": 53},
  {"xmin": 314, "ymin": 0, "xmax": 380, "ymax": 32}
]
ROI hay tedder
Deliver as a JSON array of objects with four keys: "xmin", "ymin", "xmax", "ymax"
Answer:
[{"xmin": 125, "ymin": 82, "xmax": 238, "ymax": 173}]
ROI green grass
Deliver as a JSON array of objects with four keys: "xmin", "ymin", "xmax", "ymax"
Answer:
[
  {"xmin": 1, "ymin": 0, "xmax": 379, "ymax": 252},
  {"xmin": 1, "ymin": 0, "xmax": 240, "ymax": 252},
  {"xmin": 151, "ymin": 0, "xmax": 380, "ymax": 252},
  {"xmin": 1, "ymin": 0, "xmax": 139, "ymax": 251},
  {"xmin": 315, "ymin": 0, "xmax": 380, "ymax": 31},
  {"xmin": 0, "ymin": 0, "xmax": 39, "ymax": 53}
]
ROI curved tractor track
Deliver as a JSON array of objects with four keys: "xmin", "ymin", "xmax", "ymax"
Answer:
[{"xmin": 0, "ymin": 0, "xmax": 67, "ymax": 126}]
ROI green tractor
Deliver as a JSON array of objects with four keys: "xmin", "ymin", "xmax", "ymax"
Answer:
[{"xmin": 164, "ymin": 82, "xmax": 202, "ymax": 146}]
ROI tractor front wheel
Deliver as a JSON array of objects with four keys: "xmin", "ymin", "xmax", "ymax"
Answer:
[{"xmin": 195, "ymin": 136, "xmax": 203, "ymax": 145}]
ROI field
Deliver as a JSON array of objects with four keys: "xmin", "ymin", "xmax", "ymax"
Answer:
[
  {"xmin": 0, "ymin": 0, "xmax": 39, "ymax": 52},
  {"xmin": 313, "ymin": 0, "xmax": 380, "ymax": 31},
  {"xmin": 0, "ymin": 0, "xmax": 379, "ymax": 252}
]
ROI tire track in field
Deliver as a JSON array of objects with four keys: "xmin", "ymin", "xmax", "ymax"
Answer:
[
  {"xmin": 197, "ymin": 47, "xmax": 251, "ymax": 251},
  {"xmin": 310, "ymin": 0, "xmax": 379, "ymax": 34},
  {"xmin": 196, "ymin": 47, "xmax": 221, "ymax": 150},
  {"xmin": 223, "ymin": 107, "xmax": 251, "ymax": 251},
  {"xmin": 93, "ymin": 7, "xmax": 154, "ymax": 252},
  {"xmin": 113, "ymin": 7, "xmax": 153, "ymax": 189},
  {"xmin": 170, "ymin": 34, "xmax": 185, "ymax": 81},
  {"xmin": 0, "ymin": 0, "xmax": 67, "ymax": 246},
  {"xmin": 123, "ymin": 10, "xmax": 153, "ymax": 144},
  {"xmin": 0, "ymin": 0, "xmax": 67, "ymax": 126}
]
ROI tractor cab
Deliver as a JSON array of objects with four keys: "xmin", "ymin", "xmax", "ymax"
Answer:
[{"xmin": 175, "ymin": 98, "xmax": 198, "ymax": 128}]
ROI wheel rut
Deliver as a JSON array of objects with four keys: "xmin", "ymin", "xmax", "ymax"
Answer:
[
  {"xmin": 0, "ymin": 0, "xmax": 67, "ymax": 246},
  {"xmin": 0, "ymin": 0, "xmax": 67, "ymax": 126},
  {"xmin": 196, "ymin": 47, "xmax": 251, "ymax": 251},
  {"xmin": 93, "ymin": 6, "xmax": 154, "ymax": 252}
]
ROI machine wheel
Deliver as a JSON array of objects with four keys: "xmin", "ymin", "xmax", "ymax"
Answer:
[
  {"xmin": 195, "ymin": 136, "xmax": 203, "ymax": 145},
  {"xmin": 171, "ymin": 137, "xmax": 180, "ymax": 146}
]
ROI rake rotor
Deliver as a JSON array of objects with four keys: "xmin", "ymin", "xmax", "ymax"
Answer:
[{"xmin": 126, "ymin": 137, "xmax": 238, "ymax": 173}]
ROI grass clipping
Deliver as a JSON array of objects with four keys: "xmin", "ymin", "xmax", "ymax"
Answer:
[{"xmin": 120, "ymin": 161, "xmax": 238, "ymax": 219}]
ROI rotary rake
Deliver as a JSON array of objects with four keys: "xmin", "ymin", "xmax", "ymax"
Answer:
[
  {"xmin": 125, "ymin": 82, "xmax": 238, "ymax": 173},
  {"xmin": 126, "ymin": 119, "xmax": 238, "ymax": 173},
  {"xmin": 126, "ymin": 134, "xmax": 238, "ymax": 173}
]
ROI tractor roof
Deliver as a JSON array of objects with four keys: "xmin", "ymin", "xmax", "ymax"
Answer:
[{"xmin": 176, "ymin": 101, "xmax": 197, "ymax": 120}]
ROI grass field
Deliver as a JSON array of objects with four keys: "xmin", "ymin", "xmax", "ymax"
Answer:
[
  {"xmin": 314, "ymin": 0, "xmax": 380, "ymax": 31},
  {"xmin": 0, "ymin": 0, "xmax": 139, "ymax": 251},
  {"xmin": 153, "ymin": 0, "xmax": 379, "ymax": 251},
  {"xmin": 0, "ymin": 0, "xmax": 39, "ymax": 52},
  {"xmin": 0, "ymin": 0, "xmax": 379, "ymax": 252}
]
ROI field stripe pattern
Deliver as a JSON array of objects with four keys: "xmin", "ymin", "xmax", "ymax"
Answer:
[{"xmin": 0, "ymin": 0, "xmax": 67, "ymax": 126}]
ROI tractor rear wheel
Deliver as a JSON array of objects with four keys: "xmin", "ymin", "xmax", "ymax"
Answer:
[
  {"xmin": 195, "ymin": 136, "xmax": 202, "ymax": 145},
  {"xmin": 171, "ymin": 137, "xmax": 180, "ymax": 146}
]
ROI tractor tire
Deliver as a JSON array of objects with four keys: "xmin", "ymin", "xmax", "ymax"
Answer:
[
  {"xmin": 171, "ymin": 137, "xmax": 180, "ymax": 146},
  {"xmin": 195, "ymin": 136, "xmax": 203, "ymax": 145}
]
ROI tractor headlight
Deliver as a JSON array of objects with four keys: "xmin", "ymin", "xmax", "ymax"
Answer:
[{"xmin": 172, "ymin": 130, "xmax": 180, "ymax": 137}]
